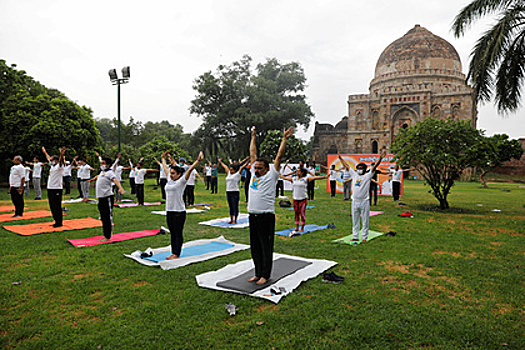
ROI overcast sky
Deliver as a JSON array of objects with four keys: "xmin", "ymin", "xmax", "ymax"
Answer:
[{"xmin": 1, "ymin": 0, "xmax": 523, "ymax": 141}]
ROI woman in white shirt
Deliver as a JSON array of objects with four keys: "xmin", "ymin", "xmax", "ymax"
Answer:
[
  {"xmin": 161, "ymin": 150, "xmax": 204, "ymax": 260},
  {"xmin": 280, "ymin": 168, "xmax": 327, "ymax": 236},
  {"xmin": 218, "ymin": 157, "xmax": 249, "ymax": 224}
]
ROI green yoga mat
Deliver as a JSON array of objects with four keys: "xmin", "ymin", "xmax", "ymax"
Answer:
[{"xmin": 332, "ymin": 230, "xmax": 385, "ymax": 245}]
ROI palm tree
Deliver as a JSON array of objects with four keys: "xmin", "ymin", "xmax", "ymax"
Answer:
[{"xmin": 452, "ymin": 0, "xmax": 525, "ymax": 113}]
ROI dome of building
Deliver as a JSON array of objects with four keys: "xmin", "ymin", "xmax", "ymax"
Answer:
[{"xmin": 374, "ymin": 25, "xmax": 462, "ymax": 79}]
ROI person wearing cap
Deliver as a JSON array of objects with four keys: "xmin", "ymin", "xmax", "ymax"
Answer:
[{"xmin": 9, "ymin": 155, "xmax": 26, "ymax": 217}]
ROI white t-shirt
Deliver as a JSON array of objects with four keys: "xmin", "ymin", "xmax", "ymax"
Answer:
[
  {"xmin": 205, "ymin": 165, "xmax": 212, "ymax": 176},
  {"xmin": 63, "ymin": 164, "xmax": 72, "ymax": 177},
  {"xmin": 159, "ymin": 164, "xmax": 167, "ymax": 179},
  {"xmin": 329, "ymin": 169, "xmax": 338, "ymax": 181},
  {"xmin": 292, "ymin": 177, "xmax": 308, "ymax": 200},
  {"xmin": 96, "ymin": 170, "xmax": 116, "ymax": 198},
  {"xmin": 165, "ymin": 176, "xmax": 187, "ymax": 212},
  {"xmin": 10, "ymin": 164, "xmax": 25, "ymax": 187},
  {"xmin": 342, "ymin": 169, "xmax": 352, "ymax": 181},
  {"xmin": 247, "ymin": 166, "xmax": 279, "ymax": 214},
  {"xmin": 114, "ymin": 165, "xmax": 123, "ymax": 181},
  {"xmin": 78, "ymin": 164, "xmax": 91, "ymax": 180},
  {"xmin": 187, "ymin": 169, "xmax": 197, "ymax": 186},
  {"xmin": 33, "ymin": 162, "xmax": 43, "ymax": 178},
  {"xmin": 349, "ymin": 168, "xmax": 374, "ymax": 201},
  {"xmin": 135, "ymin": 169, "xmax": 147, "ymax": 184},
  {"xmin": 391, "ymin": 169, "xmax": 403, "ymax": 182},
  {"xmin": 382, "ymin": 180, "xmax": 392, "ymax": 195},
  {"xmin": 129, "ymin": 163, "xmax": 136, "ymax": 178},
  {"xmin": 225, "ymin": 172, "xmax": 241, "ymax": 192},
  {"xmin": 47, "ymin": 164, "xmax": 64, "ymax": 189},
  {"xmin": 24, "ymin": 166, "xmax": 31, "ymax": 181}
]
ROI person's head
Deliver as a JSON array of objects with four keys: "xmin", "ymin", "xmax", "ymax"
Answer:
[
  {"xmin": 78, "ymin": 159, "xmax": 85, "ymax": 165},
  {"xmin": 137, "ymin": 163, "xmax": 142, "ymax": 169},
  {"xmin": 66, "ymin": 161, "xmax": 70, "ymax": 165},
  {"xmin": 33, "ymin": 156, "xmax": 39, "ymax": 163},
  {"xmin": 186, "ymin": 160, "xmax": 191, "ymax": 165},
  {"xmin": 356, "ymin": 163, "xmax": 367, "ymax": 175},
  {"xmin": 330, "ymin": 164, "xmax": 335, "ymax": 170},
  {"xmin": 253, "ymin": 158, "xmax": 270, "ymax": 177},
  {"xmin": 371, "ymin": 162, "xmax": 375, "ymax": 167},
  {"xmin": 395, "ymin": 164, "xmax": 400, "ymax": 171},
  {"xmin": 299, "ymin": 160, "xmax": 305, "ymax": 168},
  {"xmin": 49, "ymin": 155, "xmax": 60, "ymax": 165},
  {"xmin": 170, "ymin": 165, "xmax": 184, "ymax": 181},
  {"xmin": 13, "ymin": 155, "xmax": 23, "ymax": 165},
  {"xmin": 296, "ymin": 167, "xmax": 307, "ymax": 178},
  {"xmin": 179, "ymin": 158, "xmax": 185, "ymax": 166},
  {"xmin": 100, "ymin": 157, "xmax": 112, "ymax": 170},
  {"xmin": 230, "ymin": 164, "xmax": 240, "ymax": 174}
]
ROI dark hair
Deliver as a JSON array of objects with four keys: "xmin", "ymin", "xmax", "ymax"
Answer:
[
  {"xmin": 356, "ymin": 163, "xmax": 367, "ymax": 169},
  {"xmin": 34, "ymin": 156, "xmax": 39, "ymax": 161},
  {"xmin": 170, "ymin": 165, "xmax": 183, "ymax": 175},
  {"xmin": 299, "ymin": 168, "xmax": 307, "ymax": 177},
  {"xmin": 231, "ymin": 164, "xmax": 240, "ymax": 172},
  {"xmin": 50, "ymin": 155, "xmax": 59, "ymax": 161},
  {"xmin": 255, "ymin": 158, "xmax": 270, "ymax": 169},
  {"xmin": 102, "ymin": 157, "xmax": 112, "ymax": 165}
]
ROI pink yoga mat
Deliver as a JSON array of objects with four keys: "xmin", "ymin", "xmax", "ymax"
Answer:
[
  {"xmin": 66, "ymin": 228, "xmax": 162, "ymax": 247},
  {"xmin": 350, "ymin": 211, "xmax": 384, "ymax": 216},
  {"xmin": 114, "ymin": 202, "xmax": 162, "ymax": 208}
]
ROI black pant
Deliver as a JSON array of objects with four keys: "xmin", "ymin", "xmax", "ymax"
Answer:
[
  {"xmin": 48, "ymin": 189, "xmax": 63, "ymax": 226},
  {"xmin": 136, "ymin": 184, "xmax": 144, "ymax": 205},
  {"xmin": 249, "ymin": 213, "xmax": 275, "ymax": 279},
  {"xmin": 160, "ymin": 178, "xmax": 167, "ymax": 201},
  {"xmin": 77, "ymin": 178, "xmax": 82, "ymax": 197},
  {"xmin": 227, "ymin": 191, "xmax": 240, "ymax": 217},
  {"xmin": 205, "ymin": 175, "xmax": 211, "ymax": 190},
  {"xmin": 167, "ymin": 211, "xmax": 186, "ymax": 256},
  {"xmin": 130, "ymin": 177, "xmax": 136, "ymax": 194},
  {"xmin": 244, "ymin": 173, "xmax": 251, "ymax": 202},
  {"xmin": 275, "ymin": 180, "xmax": 284, "ymax": 197},
  {"xmin": 185, "ymin": 185, "xmax": 195, "ymax": 206},
  {"xmin": 392, "ymin": 181, "xmax": 401, "ymax": 201},
  {"xmin": 98, "ymin": 195, "xmax": 114, "ymax": 239},
  {"xmin": 308, "ymin": 180, "xmax": 315, "ymax": 200},
  {"xmin": 10, "ymin": 187, "xmax": 24, "ymax": 216},
  {"xmin": 370, "ymin": 182, "xmax": 378, "ymax": 205},
  {"xmin": 210, "ymin": 177, "xmax": 218, "ymax": 194},
  {"xmin": 330, "ymin": 180, "xmax": 336, "ymax": 197},
  {"xmin": 63, "ymin": 176, "xmax": 71, "ymax": 195}
]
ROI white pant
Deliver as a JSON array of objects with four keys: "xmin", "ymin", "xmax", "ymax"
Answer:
[
  {"xmin": 352, "ymin": 200, "xmax": 370, "ymax": 240},
  {"xmin": 81, "ymin": 180, "xmax": 90, "ymax": 199}
]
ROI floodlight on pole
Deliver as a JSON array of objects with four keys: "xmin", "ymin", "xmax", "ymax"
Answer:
[{"xmin": 108, "ymin": 67, "xmax": 130, "ymax": 153}]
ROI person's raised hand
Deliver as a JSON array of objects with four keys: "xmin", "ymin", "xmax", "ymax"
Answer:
[{"xmin": 283, "ymin": 126, "xmax": 294, "ymax": 139}]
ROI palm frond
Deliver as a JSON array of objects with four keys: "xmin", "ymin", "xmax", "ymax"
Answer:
[
  {"xmin": 452, "ymin": 0, "xmax": 517, "ymax": 37},
  {"xmin": 495, "ymin": 28, "xmax": 525, "ymax": 112}
]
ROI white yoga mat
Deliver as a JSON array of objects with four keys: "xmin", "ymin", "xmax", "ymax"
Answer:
[
  {"xmin": 151, "ymin": 207, "xmax": 210, "ymax": 215},
  {"xmin": 199, "ymin": 213, "xmax": 250, "ymax": 229},
  {"xmin": 196, "ymin": 253, "xmax": 337, "ymax": 303},
  {"xmin": 124, "ymin": 235, "xmax": 249, "ymax": 270}
]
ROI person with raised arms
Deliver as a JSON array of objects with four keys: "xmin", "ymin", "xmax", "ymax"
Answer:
[
  {"xmin": 161, "ymin": 150, "xmax": 204, "ymax": 260},
  {"xmin": 42, "ymin": 146, "xmax": 66, "ymax": 227},
  {"xmin": 218, "ymin": 156, "xmax": 249, "ymax": 224},
  {"xmin": 247, "ymin": 126, "xmax": 294, "ymax": 286},
  {"xmin": 26, "ymin": 156, "xmax": 46, "ymax": 200},
  {"xmin": 134, "ymin": 162, "xmax": 159, "ymax": 205},
  {"xmin": 74, "ymin": 158, "xmax": 96, "ymax": 201}
]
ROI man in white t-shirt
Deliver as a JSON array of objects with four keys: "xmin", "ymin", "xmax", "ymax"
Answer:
[
  {"xmin": 76, "ymin": 159, "xmax": 95, "ymax": 201},
  {"xmin": 9, "ymin": 155, "xmax": 26, "ymax": 217},
  {"xmin": 390, "ymin": 165, "xmax": 404, "ymax": 201},
  {"xmin": 23, "ymin": 163, "xmax": 31, "ymax": 196},
  {"xmin": 27, "ymin": 156, "xmax": 46, "ymax": 200},
  {"xmin": 342, "ymin": 150, "xmax": 386, "ymax": 242},
  {"xmin": 247, "ymin": 126, "xmax": 294, "ymax": 286},
  {"xmin": 184, "ymin": 159, "xmax": 202, "ymax": 206},
  {"xmin": 42, "ymin": 146, "xmax": 66, "ymax": 227},
  {"xmin": 134, "ymin": 162, "xmax": 159, "ymax": 205}
]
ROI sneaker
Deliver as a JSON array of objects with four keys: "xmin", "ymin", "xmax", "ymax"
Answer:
[
  {"xmin": 322, "ymin": 271, "xmax": 344, "ymax": 284},
  {"xmin": 34, "ymin": 197, "xmax": 41, "ymax": 200}
]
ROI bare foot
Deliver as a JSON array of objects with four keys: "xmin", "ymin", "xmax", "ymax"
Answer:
[
  {"xmin": 233, "ymin": 221, "xmax": 237, "ymax": 224},
  {"xmin": 227, "ymin": 221, "xmax": 233, "ymax": 224},
  {"xmin": 351, "ymin": 238, "xmax": 359, "ymax": 241},
  {"xmin": 247, "ymin": 276, "xmax": 259, "ymax": 283},
  {"xmin": 256, "ymin": 277, "xmax": 268, "ymax": 285},
  {"xmin": 99, "ymin": 237, "xmax": 111, "ymax": 242},
  {"xmin": 361, "ymin": 239, "xmax": 367, "ymax": 243},
  {"xmin": 166, "ymin": 254, "xmax": 180, "ymax": 260}
]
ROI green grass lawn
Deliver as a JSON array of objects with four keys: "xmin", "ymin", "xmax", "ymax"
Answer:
[{"xmin": 0, "ymin": 177, "xmax": 523, "ymax": 349}]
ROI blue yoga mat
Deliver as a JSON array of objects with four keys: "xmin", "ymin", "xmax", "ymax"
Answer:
[
  {"xmin": 275, "ymin": 224, "xmax": 330, "ymax": 237},
  {"xmin": 144, "ymin": 241, "xmax": 235, "ymax": 262},
  {"xmin": 284, "ymin": 205, "xmax": 315, "ymax": 211},
  {"xmin": 213, "ymin": 216, "xmax": 249, "ymax": 227}
]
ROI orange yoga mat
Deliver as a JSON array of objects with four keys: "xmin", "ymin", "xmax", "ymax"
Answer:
[
  {"xmin": 0, "ymin": 210, "xmax": 52, "ymax": 223},
  {"xmin": 0, "ymin": 205, "xmax": 28, "ymax": 213},
  {"xmin": 3, "ymin": 217, "xmax": 102, "ymax": 236}
]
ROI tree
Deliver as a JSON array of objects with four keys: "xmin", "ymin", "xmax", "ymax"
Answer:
[
  {"xmin": 390, "ymin": 117, "xmax": 482, "ymax": 209},
  {"xmin": 259, "ymin": 130, "xmax": 308, "ymax": 162},
  {"xmin": 138, "ymin": 136, "xmax": 189, "ymax": 170},
  {"xmin": 452, "ymin": 0, "xmax": 525, "ymax": 113},
  {"xmin": 190, "ymin": 55, "xmax": 314, "ymax": 159},
  {"xmin": 473, "ymin": 134, "xmax": 523, "ymax": 187}
]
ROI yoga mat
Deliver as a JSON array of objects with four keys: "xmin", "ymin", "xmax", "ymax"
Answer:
[
  {"xmin": 285, "ymin": 205, "xmax": 315, "ymax": 211},
  {"xmin": 0, "ymin": 210, "xmax": 52, "ymax": 223},
  {"xmin": 124, "ymin": 236, "xmax": 250, "ymax": 270},
  {"xmin": 350, "ymin": 211, "xmax": 384, "ymax": 217},
  {"xmin": 0, "ymin": 205, "xmax": 28, "ymax": 213},
  {"xmin": 151, "ymin": 207, "xmax": 209, "ymax": 215},
  {"xmin": 115, "ymin": 202, "xmax": 162, "ymax": 208},
  {"xmin": 196, "ymin": 253, "xmax": 337, "ymax": 303},
  {"xmin": 3, "ymin": 217, "xmax": 102, "ymax": 236},
  {"xmin": 199, "ymin": 213, "xmax": 250, "ymax": 229},
  {"xmin": 144, "ymin": 241, "xmax": 235, "ymax": 262},
  {"xmin": 67, "ymin": 229, "xmax": 162, "ymax": 247},
  {"xmin": 332, "ymin": 230, "xmax": 385, "ymax": 245},
  {"xmin": 188, "ymin": 203, "xmax": 212, "ymax": 207},
  {"xmin": 216, "ymin": 258, "xmax": 312, "ymax": 293},
  {"xmin": 275, "ymin": 224, "xmax": 330, "ymax": 237}
]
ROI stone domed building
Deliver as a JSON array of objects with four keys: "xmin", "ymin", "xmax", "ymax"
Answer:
[{"xmin": 312, "ymin": 25, "xmax": 477, "ymax": 161}]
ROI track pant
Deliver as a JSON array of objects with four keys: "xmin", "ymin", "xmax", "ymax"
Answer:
[
  {"xmin": 167, "ymin": 211, "xmax": 186, "ymax": 256},
  {"xmin": 330, "ymin": 180, "xmax": 336, "ymax": 197},
  {"xmin": 210, "ymin": 177, "xmax": 218, "ymax": 194},
  {"xmin": 10, "ymin": 187, "xmax": 24, "ymax": 216},
  {"xmin": 293, "ymin": 199, "xmax": 307, "ymax": 226},
  {"xmin": 160, "ymin": 178, "xmax": 167, "ymax": 201},
  {"xmin": 369, "ymin": 182, "xmax": 378, "ymax": 205},
  {"xmin": 130, "ymin": 177, "xmax": 136, "ymax": 194},
  {"xmin": 227, "ymin": 191, "xmax": 240, "ymax": 217},
  {"xmin": 275, "ymin": 180, "xmax": 284, "ymax": 197},
  {"xmin": 48, "ymin": 189, "xmax": 63, "ymax": 226},
  {"xmin": 392, "ymin": 181, "xmax": 401, "ymax": 201},
  {"xmin": 249, "ymin": 213, "xmax": 275, "ymax": 279},
  {"xmin": 97, "ymin": 196, "xmax": 114, "ymax": 239},
  {"xmin": 24, "ymin": 181, "xmax": 29, "ymax": 196},
  {"xmin": 33, "ymin": 178, "xmax": 42, "ymax": 198},
  {"xmin": 352, "ymin": 200, "xmax": 370, "ymax": 240},
  {"xmin": 307, "ymin": 180, "xmax": 315, "ymax": 200},
  {"xmin": 136, "ymin": 184, "xmax": 145, "ymax": 205},
  {"xmin": 185, "ymin": 185, "xmax": 195, "ymax": 206},
  {"xmin": 80, "ymin": 180, "xmax": 90, "ymax": 199},
  {"xmin": 77, "ymin": 178, "xmax": 82, "ymax": 197},
  {"xmin": 63, "ymin": 176, "xmax": 71, "ymax": 195}
]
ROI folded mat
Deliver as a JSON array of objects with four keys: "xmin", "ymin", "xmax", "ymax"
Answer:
[
  {"xmin": 199, "ymin": 213, "xmax": 249, "ymax": 228},
  {"xmin": 124, "ymin": 236, "xmax": 250, "ymax": 270},
  {"xmin": 284, "ymin": 205, "xmax": 315, "ymax": 211},
  {"xmin": 115, "ymin": 202, "xmax": 161, "ymax": 208},
  {"xmin": 332, "ymin": 230, "xmax": 385, "ymax": 245},
  {"xmin": 196, "ymin": 253, "xmax": 337, "ymax": 303},
  {"xmin": 3, "ymin": 217, "xmax": 102, "ymax": 236},
  {"xmin": 0, "ymin": 205, "xmax": 28, "ymax": 213},
  {"xmin": 350, "ymin": 211, "xmax": 384, "ymax": 217},
  {"xmin": 152, "ymin": 207, "xmax": 210, "ymax": 215},
  {"xmin": 275, "ymin": 224, "xmax": 330, "ymax": 237},
  {"xmin": 0, "ymin": 210, "xmax": 52, "ymax": 223},
  {"xmin": 67, "ymin": 228, "xmax": 163, "ymax": 247}
]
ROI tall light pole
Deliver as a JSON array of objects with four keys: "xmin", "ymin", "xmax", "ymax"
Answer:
[{"xmin": 108, "ymin": 66, "xmax": 130, "ymax": 153}]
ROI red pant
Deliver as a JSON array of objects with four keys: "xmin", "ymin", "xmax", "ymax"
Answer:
[{"xmin": 293, "ymin": 199, "xmax": 307, "ymax": 225}]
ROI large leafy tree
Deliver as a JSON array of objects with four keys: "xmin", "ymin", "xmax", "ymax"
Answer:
[
  {"xmin": 259, "ymin": 130, "xmax": 308, "ymax": 162},
  {"xmin": 452, "ymin": 0, "xmax": 525, "ymax": 113},
  {"xmin": 190, "ymin": 55, "xmax": 314, "ymax": 159},
  {"xmin": 391, "ymin": 117, "xmax": 482, "ymax": 209}
]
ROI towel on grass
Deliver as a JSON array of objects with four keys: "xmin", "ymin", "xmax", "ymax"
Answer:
[
  {"xmin": 0, "ymin": 210, "xmax": 52, "ymax": 223},
  {"xmin": 115, "ymin": 202, "xmax": 162, "ymax": 208},
  {"xmin": 67, "ymin": 228, "xmax": 163, "ymax": 247},
  {"xmin": 3, "ymin": 217, "xmax": 102, "ymax": 236},
  {"xmin": 199, "ymin": 213, "xmax": 249, "ymax": 229},
  {"xmin": 350, "ymin": 211, "xmax": 384, "ymax": 217},
  {"xmin": 124, "ymin": 236, "xmax": 249, "ymax": 270},
  {"xmin": 275, "ymin": 224, "xmax": 330, "ymax": 237},
  {"xmin": 332, "ymin": 230, "xmax": 385, "ymax": 245}
]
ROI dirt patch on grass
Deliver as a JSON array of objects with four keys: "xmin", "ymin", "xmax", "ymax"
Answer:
[
  {"xmin": 490, "ymin": 241, "xmax": 504, "ymax": 246},
  {"xmin": 132, "ymin": 281, "xmax": 150, "ymax": 287},
  {"xmin": 432, "ymin": 250, "xmax": 461, "ymax": 258},
  {"xmin": 257, "ymin": 304, "xmax": 279, "ymax": 313}
]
